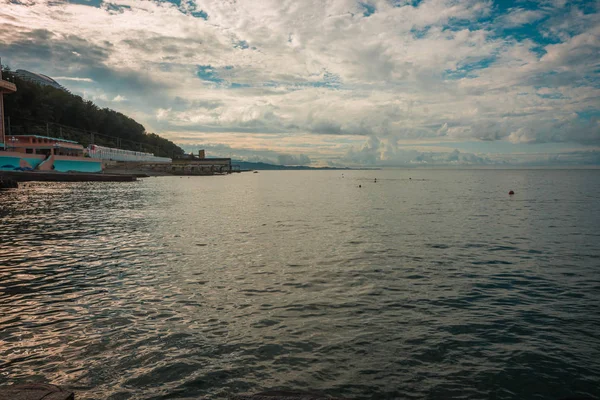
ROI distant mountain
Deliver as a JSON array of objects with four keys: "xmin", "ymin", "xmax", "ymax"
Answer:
[{"xmin": 232, "ymin": 160, "xmax": 374, "ymax": 170}]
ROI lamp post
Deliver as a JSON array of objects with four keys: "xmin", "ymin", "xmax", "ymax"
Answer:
[{"xmin": 8, "ymin": 136, "xmax": 18, "ymax": 151}]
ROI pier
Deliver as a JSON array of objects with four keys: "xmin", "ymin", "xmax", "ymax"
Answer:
[{"xmin": 0, "ymin": 170, "xmax": 137, "ymax": 183}]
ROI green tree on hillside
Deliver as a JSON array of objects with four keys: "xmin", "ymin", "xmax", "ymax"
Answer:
[{"xmin": 1, "ymin": 66, "xmax": 184, "ymax": 158}]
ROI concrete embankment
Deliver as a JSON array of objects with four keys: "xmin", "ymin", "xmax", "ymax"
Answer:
[
  {"xmin": 0, "ymin": 170, "xmax": 137, "ymax": 183},
  {"xmin": 102, "ymin": 167, "xmax": 171, "ymax": 177}
]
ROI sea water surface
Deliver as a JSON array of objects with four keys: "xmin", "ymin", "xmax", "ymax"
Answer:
[{"xmin": 1, "ymin": 169, "xmax": 599, "ymax": 399}]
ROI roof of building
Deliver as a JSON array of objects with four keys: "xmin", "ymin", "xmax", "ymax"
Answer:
[
  {"xmin": 15, "ymin": 70, "xmax": 61, "ymax": 86},
  {"xmin": 14, "ymin": 70, "xmax": 68, "ymax": 92}
]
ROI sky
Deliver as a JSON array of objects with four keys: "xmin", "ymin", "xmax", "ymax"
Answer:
[{"xmin": 0, "ymin": 0, "xmax": 599, "ymax": 167}]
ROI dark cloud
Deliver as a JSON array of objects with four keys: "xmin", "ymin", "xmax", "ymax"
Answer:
[
  {"xmin": 0, "ymin": 29, "xmax": 109, "ymax": 69},
  {"xmin": 167, "ymin": 97, "xmax": 223, "ymax": 112},
  {"xmin": 120, "ymin": 34, "xmax": 229, "ymax": 61},
  {"xmin": 84, "ymin": 66, "xmax": 168, "ymax": 96},
  {"xmin": 1, "ymin": 27, "xmax": 180, "ymax": 110},
  {"xmin": 308, "ymin": 120, "xmax": 344, "ymax": 135},
  {"xmin": 277, "ymin": 153, "xmax": 312, "ymax": 165},
  {"xmin": 343, "ymin": 137, "xmax": 493, "ymax": 166}
]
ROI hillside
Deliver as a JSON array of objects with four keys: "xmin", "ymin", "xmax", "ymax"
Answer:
[{"xmin": 1, "ymin": 67, "xmax": 184, "ymax": 158}]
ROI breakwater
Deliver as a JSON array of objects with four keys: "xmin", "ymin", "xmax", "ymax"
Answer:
[{"xmin": 0, "ymin": 170, "xmax": 136, "ymax": 183}]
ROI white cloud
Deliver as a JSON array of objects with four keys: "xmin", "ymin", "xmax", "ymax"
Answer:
[
  {"xmin": 112, "ymin": 94, "xmax": 127, "ymax": 102},
  {"xmin": 54, "ymin": 76, "xmax": 95, "ymax": 82},
  {"xmin": 501, "ymin": 8, "xmax": 546, "ymax": 28},
  {"xmin": 508, "ymin": 128, "xmax": 536, "ymax": 144},
  {"xmin": 156, "ymin": 108, "xmax": 171, "ymax": 120},
  {"xmin": 540, "ymin": 24, "xmax": 600, "ymax": 72}
]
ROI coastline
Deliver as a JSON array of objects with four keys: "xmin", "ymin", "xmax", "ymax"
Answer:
[{"xmin": 0, "ymin": 170, "xmax": 137, "ymax": 182}]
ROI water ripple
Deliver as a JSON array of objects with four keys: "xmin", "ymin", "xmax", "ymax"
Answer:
[{"xmin": 1, "ymin": 171, "xmax": 600, "ymax": 399}]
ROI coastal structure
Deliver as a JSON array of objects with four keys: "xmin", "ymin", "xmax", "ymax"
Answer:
[
  {"xmin": 172, "ymin": 150, "xmax": 232, "ymax": 174},
  {"xmin": 0, "ymin": 67, "xmax": 101, "ymax": 173},
  {"xmin": 1, "ymin": 134, "xmax": 102, "ymax": 172},
  {"xmin": 87, "ymin": 144, "xmax": 171, "ymax": 163},
  {"xmin": 1, "ymin": 68, "xmax": 228, "ymax": 177},
  {"xmin": 13, "ymin": 69, "xmax": 68, "ymax": 92}
]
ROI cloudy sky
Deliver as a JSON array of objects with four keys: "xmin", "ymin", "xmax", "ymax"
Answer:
[{"xmin": 1, "ymin": 0, "xmax": 599, "ymax": 166}]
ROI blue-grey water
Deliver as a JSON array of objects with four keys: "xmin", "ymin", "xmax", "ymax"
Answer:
[{"xmin": 1, "ymin": 169, "xmax": 599, "ymax": 400}]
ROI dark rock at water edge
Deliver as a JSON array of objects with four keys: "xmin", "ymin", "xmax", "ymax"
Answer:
[
  {"xmin": 0, "ymin": 383, "xmax": 74, "ymax": 400},
  {"xmin": 0, "ymin": 175, "xmax": 18, "ymax": 189}
]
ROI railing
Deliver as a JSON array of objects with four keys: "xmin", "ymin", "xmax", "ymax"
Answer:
[
  {"xmin": 87, "ymin": 145, "xmax": 171, "ymax": 163},
  {"xmin": 3, "ymin": 116, "xmax": 178, "ymax": 158}
]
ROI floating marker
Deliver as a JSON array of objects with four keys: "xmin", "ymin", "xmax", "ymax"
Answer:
[{"xmin": 509, "ymin": 190, "xmax": 515, "ymax": 195}]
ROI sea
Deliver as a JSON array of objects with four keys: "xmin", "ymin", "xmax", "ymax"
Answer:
[{"xmin": 1, "ymin": 169, "xmax": 599, "ymax": 400}]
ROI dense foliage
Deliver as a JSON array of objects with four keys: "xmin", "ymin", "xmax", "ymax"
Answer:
[{"xmin": 1, "ymin": 68, "xmax": 184, "ymax": 158}]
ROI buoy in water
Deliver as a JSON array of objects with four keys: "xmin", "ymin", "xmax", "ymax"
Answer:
[
  {"xmin": 358, "ymin": 185, "xmax": 362, "ymax": 188},
  {"xmin": 509, "ymin": 190, "xmax": 515, "ymax": 195}
]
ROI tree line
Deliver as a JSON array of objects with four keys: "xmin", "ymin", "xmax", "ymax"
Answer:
[{"xmin": 1, "ymin": 67, "xmax": 185, "ymax": 158}]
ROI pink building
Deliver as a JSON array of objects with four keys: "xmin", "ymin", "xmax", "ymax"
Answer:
[{"xmin": 1, "ymin": 134, "xmax": 102, "ymax": 172}]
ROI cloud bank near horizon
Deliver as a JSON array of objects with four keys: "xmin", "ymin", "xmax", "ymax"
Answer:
[{"xmin": 1, "ymin": 0, "xmax": 599, "ymax": 166}]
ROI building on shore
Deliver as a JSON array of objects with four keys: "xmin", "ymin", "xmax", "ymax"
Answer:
[
  {"xmin": 172, "ymin": 150, "xmax": 232, "ymax": 175},
  {"xmin": 1, "ymin": 134, "xmax": 102, "ymax": 172},
  {"xmin": 1, "ymin": 67, "xmax": 231, "ymax": 176}
]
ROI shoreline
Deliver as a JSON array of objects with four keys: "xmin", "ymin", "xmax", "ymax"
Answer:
[{"xmin": 0, "ymin": 170, "xmax": 137, "ymax": 182}]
